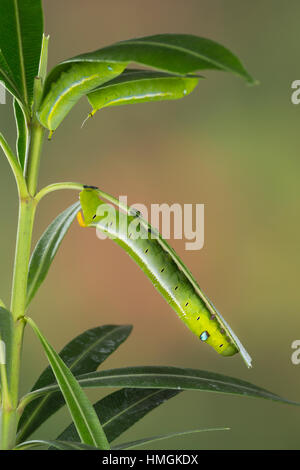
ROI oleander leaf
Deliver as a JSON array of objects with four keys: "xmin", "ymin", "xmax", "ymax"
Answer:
[
  {"xmin": 13, "ymin": 98, "xmax": 28, "ymax": 169},
  {"xmin": 17, "ymin": 324, "xmax": 132, "ymax": 443},
  {"xmin": 56, "ymin": 388, "xmax": 180, "ymax": 444},
  {"xmin": 0, "ymin": 0, "xmax": 43, "ymax": 106},
  {"xmin": 27, "ymin": 202, "xmax": 80, "ymax": 306},
  {"xmin": 38, "ymin": 33, "xmax": 254, "ymax": 133},
  {"xmin": 20, "ymin": 366, "xmax": 299, "ymax": 411},
  {"xmin": 14, "ymin": 440, "xmax": 98, "ymax": 450},
  {"xmin": 113, "ymin": 427, "xmax": 229, "ymax": 449},
  {"xmin": 46, "ymin": 33, "xmax": 254, "ymax": 96},
  {"xmin": 0, "ymin": 307, "xmax": 13, "ymax": 384},
  {"xmin": 26, "ymin": 317, "xmax": 109, "ymax": 449}
]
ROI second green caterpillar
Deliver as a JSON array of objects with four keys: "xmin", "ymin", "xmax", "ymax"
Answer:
[{"xmin": 78, "ymin": 188, "xmax": 251, "ymax": 366}]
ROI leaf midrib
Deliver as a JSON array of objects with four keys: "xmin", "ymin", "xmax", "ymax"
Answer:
[
  {"xmin": 110, "ymin": 39, "xmax": 236, "ymax": 75},
  {"xmin": 25, "ymin": 370, "xmax": 286, "ymax": 404},
  {"xmin": 103, "ymin": 389, "xmax": 167, "ymax": 430},
  {"xmin": 13, "ymin": 0, "xmax": 28, "ymax": 104}
]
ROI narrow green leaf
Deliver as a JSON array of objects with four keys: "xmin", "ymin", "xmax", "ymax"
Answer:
[
  {"xmin": 87, "ymin": 70, "xmax": 200, "ymax": 114},
  {"xmin": 113, "ymin": 427, "xmax": 230, "ymax": 450},
  {"xmin": 26, "ymin": 202, "xmax": 80, "ymax": 306},
  {"xmin": 13, "ymin": 98, "xmax": 28, "ymax": 170},
  {"xmin": 0, "ymin": 307, "xmax": 13, "ymax": 384},
  {"xmin": 46, "ymin": 33, "xmax": 254, "ymax": 96},
  {"xmin": 39, "ymin": 34, "xmax": 254, "ymax": 133},
  {"xmin": 57, "ymin": 388, "xmax": 180, "ymax": 444},
  {"xmin": 26, "ymin": 317, "xmax": 110, "ymax": 449},
  {"xmin": 20, "ymin": 366, "xmax": 299, "ymax": 410},
  {"xmin": 0, "ymin": 0, "xmax": 43, "ymax": 106},
  {"xmin": 0, "ymin": 49, "xmax": 21, "ymax": 101},
  {"xmin": 17, "ymin": 324, "xmax": 131, "ymax": 443},
  {"xmin": 38, "ymin": 34, "xmax": 49, "ymax": 85},
  {"xmin": 14, "ymin": 440, "xmax": 98, "ymax": 450}
]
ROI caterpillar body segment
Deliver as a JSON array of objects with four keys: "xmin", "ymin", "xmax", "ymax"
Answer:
[
  {"xmin": 37, "ymin": 61, "xmax": 127, "ymax": 132},
  {"xmin": 78, "ymin": 189, "xmax": 252, "ymax": 366}
]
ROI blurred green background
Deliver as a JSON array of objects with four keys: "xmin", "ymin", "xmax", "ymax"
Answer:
[{"xmin": 1, "ymin": 0, "xmax": 300, "ymax": 449}]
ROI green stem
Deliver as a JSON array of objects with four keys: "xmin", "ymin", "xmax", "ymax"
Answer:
[
  {"xmin": 35, "ymin": 182, "xmax": 85, "ymax": 204},
  {"xmin": 1, "ymin": 123, "xmax": 44, "ymax": 449},
  {"xmin": 0, "ymin": 406, "xmax": 17, "ymax": 450},
  {"xmin": 35, "ymin": 182, "xmax": 129, "ymax": 213},
  {"xmin": 0, "ymin": 32, "xmax": 48, "ymax": 450},
  {"xmin": 25, "ymin": 120, "xmax": 44, "ymax": 196},
  {"xmin": 0, "ymin": 340, "xmax": 16, "ymax": 450},
  {"xmin": 9, "ymin": 200, "xmax": 36, "ymax": 408}
]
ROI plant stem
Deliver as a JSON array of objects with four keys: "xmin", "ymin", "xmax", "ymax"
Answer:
[
  {"xmin": 0, "ymin": 33, "xmax": 47, "ymax": 450},
  {"xmin": 0, "ymin": 123, "xmax": 44, "ymax": 449},
  {"xmin": 35, "ymin": 182, "xmax": 85, "ymax": 204},
  {"xmin": 25, "ymin": 120, "xmax": 44, "ymax": 196},
  {"xmin": 34, "ymin": 182, "xmax": 129, "ymax": 213},
  {"xmin": 0, "ymin": 358, "xmax": 16, "ymax": 450},
  {"xmin": 0, "ymin": 405, "xmax": 17, "ymax": 450},
  {"xmin": 9, "ymin": 199, "xmax": 37, "ymax": 407}
]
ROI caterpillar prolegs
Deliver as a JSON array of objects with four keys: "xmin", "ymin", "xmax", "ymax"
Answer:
[{"xmin": 78, "ymin": 188, "xmax": 252, "ymax": 367}]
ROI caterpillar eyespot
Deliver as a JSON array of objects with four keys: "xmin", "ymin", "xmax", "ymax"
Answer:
[
  {"xmin": 200, "ymin": 331, "xmax": 210, "ymax": 342},
  {"xmin": 78, "ymin": 188, "xmax": 252, "ymax": 367},
  {"xmin": 37, "ymin": 61, "xmax": 127, "ymax": 133}
]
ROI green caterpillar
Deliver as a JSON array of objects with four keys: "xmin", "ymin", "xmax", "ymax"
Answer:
[
  {"xmin": 78, "ymin": 188, "xmax": 252, "ymax": 367},
  {"xmin": 37, "ymin": 61, "xmax": 127, "ymax": 135},
  {"xmin": 86, "ymin": 70, "xmax": 200, "ymax": 116}
]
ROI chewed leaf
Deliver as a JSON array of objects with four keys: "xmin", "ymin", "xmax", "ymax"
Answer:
[{"xmin": 86, "ymin": 69, "xmax": 200, "ymax": 116}]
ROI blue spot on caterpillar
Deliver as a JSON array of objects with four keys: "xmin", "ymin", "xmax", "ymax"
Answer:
[{"xmin": 200, "ymin": 331, "xmax": 210, "ymax": 342}]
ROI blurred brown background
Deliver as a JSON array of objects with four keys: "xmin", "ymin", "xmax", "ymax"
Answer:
[{"xmin": 1, "ymin": 0, "xmax": 300, "ymax": 449}]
